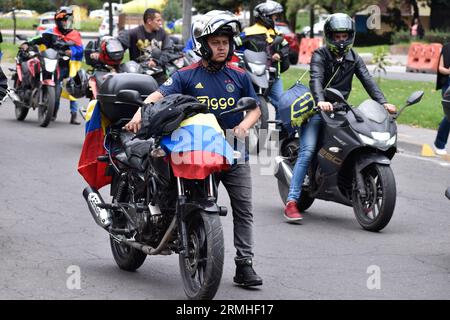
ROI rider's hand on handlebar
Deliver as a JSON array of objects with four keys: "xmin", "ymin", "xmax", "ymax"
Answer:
[
  {"xmin": 90, "ymin": 52, "xmax": 100, "ymax": 60},
  {"xmin": 272, "ymin": 53, "xmax": 281, "ymax": 61},
  {"xmin": 20, "ymin": 43, "xmax": 29, "ymax": 50},
  {"xmin": 65, "ymin": 49, "xmax": 72, "ymax": 57},
  {"xmin": 318, "ymin": 101, "xmax": 334, "ymax": 112},
  {"xmin": 147, "ymin": 59, "xmax": 157, "ymax": 68},
  {"xmin": 233, "ymin": 125, "xmax": 249, "ymax": 140},
  {"xmin": 124, "ymin": 111, "xmax": 142, "ymax": 133},
  {"xmin": 383, "ymin": 103, "xmax": 397, "ymax": 114}
]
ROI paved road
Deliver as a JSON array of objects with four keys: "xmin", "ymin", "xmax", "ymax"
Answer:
[{"xmin": 0, "ymin": 94, "xmax": 449, "ymax": 300}]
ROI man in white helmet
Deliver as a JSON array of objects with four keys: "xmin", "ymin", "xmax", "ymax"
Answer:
[{"xmin": 125, "ymin": 11, "xmax": 263, "ymax": 287}]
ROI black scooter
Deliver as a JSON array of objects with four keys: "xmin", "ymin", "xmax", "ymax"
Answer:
[{"xmin": 274, "ymin": 88, "xmax": 424, "ymax": 231}]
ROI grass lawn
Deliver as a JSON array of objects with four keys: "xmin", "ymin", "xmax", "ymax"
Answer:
[{"xmin": 281, "ymin": 68, "xmax": 444, "ymax": 130}]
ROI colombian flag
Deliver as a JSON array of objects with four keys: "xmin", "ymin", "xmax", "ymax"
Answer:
[
  {"xmin": 160, "ymin": 113, "xmax": 234, "ymax": 180},
  {"xmin": 78, "ymin": 100, "xmax": 111, "ymax": 189},
  {"xmin": 44, "ymin": 27, "xmax": 83, "ymax": 101}
]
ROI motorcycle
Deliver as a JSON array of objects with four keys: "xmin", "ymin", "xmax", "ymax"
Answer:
[
  {"xmin": 82, "ymin": 75, "xmax": 257, "ymax": 299},
  {"xmin": 10, "ymin": 33, "xmax": 71, "ymax": 127},
  {"xmin": 274, "ymin": 88, "xmax": 424, "ymax": 231},
  {"xmin": 233, "ymin": 35, "xmax": 284, "ymax": 154}
]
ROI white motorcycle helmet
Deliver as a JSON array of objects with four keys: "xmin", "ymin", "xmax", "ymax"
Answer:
[{"xmin": 191, "ymin": 11, "xmax": 241, "ymax": 61}]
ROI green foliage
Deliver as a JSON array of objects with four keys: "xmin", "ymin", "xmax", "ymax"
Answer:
[
  {"xmin": 163, "ymin": 0, "xmax": 182, "ymax": 22},
  {"xmin": 392, "ymin": 30, "xmax": 450, "ymax": 44},
  {"xmin": 372, "ymin": 47, "xmax": 389, "ymax": 84}
]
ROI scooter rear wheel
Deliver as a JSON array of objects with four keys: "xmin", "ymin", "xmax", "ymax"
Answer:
[{"xmin": 352, "ymin": 164, "xmax": 396, "ymax": 232}]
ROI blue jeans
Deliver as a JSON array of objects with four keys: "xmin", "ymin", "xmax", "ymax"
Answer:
[
  {"xmin": 56, "ymin": 67, "xmax": 78, "ymax": 113},
  {"xmin": 268, "ymin": 77, "xmax": 283, "ymax": 120},
  {"xmin": 286, "ymin": 113, "xmax": 322, "ymax": 202},
  {"xmin": 434, "ymin": 80, "xmax": 450, "ymax": 149}
]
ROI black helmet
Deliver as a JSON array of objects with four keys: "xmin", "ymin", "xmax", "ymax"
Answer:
[
  {"xmin": 55, "ymin": 6, "xmax": 73, "ymax": 34},
  {"xmin": 324, "ymin": 13, "xmax": 355, "ymax": 57},
  {"xmin": 254, "ymin": 0, "xmax": 284, "ymax": 29},
  {"xmin": 66, "ymin": 69, "xmax": 88, "ymax": 98},
  {"xmin": 119, "ymin": 61, "xmax": 143, "ymax": 74},
  {"xmin": 192, "ymin": 10, "xmax": 241, "ymax": 61}
]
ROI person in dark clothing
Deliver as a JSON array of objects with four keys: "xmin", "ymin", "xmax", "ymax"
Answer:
[
  {"xmin": 235, "ymin": 0, "xmax": 290, "ymax": 119},
  {"xmin": 283, "ymin": 13, "xmax": 396, "ymax": 221},
  {"xmin": 117, "ymin": 8, "xmax": 171, "ymax": 83},
  {"xmin": 433, "ymin": 43, "xmax": 450, "ymax": 155},
  {"xmin": 125, "ymin": 11, "xmax": 264, "ymax": 288},
  {"xmin": 0, "ymin": 65, "xmax": 7, "ymax": 103}
]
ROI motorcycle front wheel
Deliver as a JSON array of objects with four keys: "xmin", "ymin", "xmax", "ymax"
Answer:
[
  {"xmin": 13, "ymin": 77, "xmax": 29, "ymax": 121},
  {"xmin": 38, "ymin": 85, "xmax": 55, "ymax": 127},
  {"xmin": 352, "ymin": 164, "xmax": 396, "ymax": 232},
  {"xmin": 179, "ymin": 211, "xmax": 224, "ymax": 300}
]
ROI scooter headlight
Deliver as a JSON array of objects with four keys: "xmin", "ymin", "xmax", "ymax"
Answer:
[
  {"xmin": 43, "ymin": 58, "xmax": 58, "ymax": 72},
  {"xmin": 247, "ymin": 62, "xmax": 266, "ymax": 76}
]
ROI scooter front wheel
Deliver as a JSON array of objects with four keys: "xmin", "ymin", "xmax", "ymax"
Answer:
[{"xmin": 352, "ymin": 164, "xmax": 396, "ymax": 232}]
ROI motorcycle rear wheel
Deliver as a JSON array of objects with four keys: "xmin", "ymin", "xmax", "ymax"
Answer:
[
  {"xmin": 179, "ymin": 211, "xmax": 224, "ymax": 300},
  {"xmin": 38, "ymin": 86, "xmax": 55, "ymax": 127},
  {"xmin": 352, "ymin": 164, "xmax": 396, "ymax": 232}
]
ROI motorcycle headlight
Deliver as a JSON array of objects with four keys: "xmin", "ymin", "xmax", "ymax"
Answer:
[
  {"xmin": 43, "ymin": 58, "xmax": 58, "ymax": 72},
  {"xmin": 358, "ymin": 132, "xmax": 396, "ymax": 146},
  {"xmin": 247, "ymin": 62, "xmax": 266, "ymax": 76}
]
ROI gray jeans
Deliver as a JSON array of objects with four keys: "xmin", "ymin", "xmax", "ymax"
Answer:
[{"xmin": 215, "ymin": 163, "xmax": 254, "ymax": 260}]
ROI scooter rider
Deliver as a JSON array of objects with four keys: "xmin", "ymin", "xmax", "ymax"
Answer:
[
  {"xmin": 283, "ymin": 13, "xmax": 397, "ymax": 221},
  {"xmin": 125, "ymin": 11, "xmax": 264, "ymax": 287},
  {"xmin": 20, "ymin": 7, "xmax": 83, "ymax": 125},
  {"xmin": 235, "ymin": 0, "xmax": 290, "ymax": 120}
]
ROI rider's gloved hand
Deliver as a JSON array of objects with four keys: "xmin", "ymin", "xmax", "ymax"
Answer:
[{"xmin": 318, "ymin": 101, "xmax": 334, "ymax": 112}]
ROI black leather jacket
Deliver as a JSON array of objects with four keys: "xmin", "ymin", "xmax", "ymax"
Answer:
[{"xmin": 310, "ymin": 47, "xmax": 387, "ymax": 105}]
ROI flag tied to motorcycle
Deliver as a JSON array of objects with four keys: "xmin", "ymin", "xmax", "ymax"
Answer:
[
  {"xmin": 160, "ymin": 113, "xmax": 234, "ymax": 179},
  {"xmin": 78, "ymin": 100, "xmax": 111, "ymax": 189}
]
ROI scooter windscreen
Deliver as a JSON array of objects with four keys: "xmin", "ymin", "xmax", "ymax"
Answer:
[{"xmin": 357, "ymin": 99, "xmax": 387, "ymax": 124}]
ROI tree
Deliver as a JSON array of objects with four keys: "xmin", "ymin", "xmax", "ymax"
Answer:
[
  {"xmin": 427, "ymin": 0, "xmax": 450, "ymax": 31},
  {"xmin": 163, "ymin": 0, "xmax": 182, "ymax": 22}
]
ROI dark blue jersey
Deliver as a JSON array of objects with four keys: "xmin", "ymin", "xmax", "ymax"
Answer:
[{"xmin": 158, "ymin": 61, "xmax": 259, "ymax": 130}]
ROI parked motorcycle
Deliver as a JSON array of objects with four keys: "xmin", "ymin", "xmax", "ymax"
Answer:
[
  {"xmin": 82, "ymin": 74, "xmax": 257, "ymax": 299},
  {"xmin": 274, "ymin": 88, "xmax": 424, "ymax": 231},
  {"xmin": 10, "ymin": 34, "xmax": 70, "ymax": 127}
]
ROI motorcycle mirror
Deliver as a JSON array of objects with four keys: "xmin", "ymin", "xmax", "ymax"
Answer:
[
  {"xmin": 271, "ymin": 35, "xmax": 283, "ymax": 47},
  {"xmin": 406, "ymin": 90, "xmax": 424, "ymax": 106},
  {"xmin": 446, "ymin": 187, "xmax": 450, "ymax": 200},
  {"xmin": 116, "ymin": 90, "xmax": 143, "ymax": 106},
  {"xmin": 325, "ymin": 88, "xmax": 348, "ymax": 105},
  {"xmin": 152, "ymin": 47, "xmax": 162, "ymax": 60},
  {"xmin": 219, "ymin": 97, "xmax": 257, "ymax": 117},
  {"xmin": 16, "ymin": 34, "xmax": 27, "ymax": 41}
]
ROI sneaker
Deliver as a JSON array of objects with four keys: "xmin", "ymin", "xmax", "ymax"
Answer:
[
  {"xmin": 234, "ymin": 258, "xmax": 263, "ymax": 287},
  {"xmin": 283, "ymin": 201, "xmax": 303, "ymax": 222},
  {"xmin": 434, "ymin": 146, "xmax": 448, "ymax": 155}
]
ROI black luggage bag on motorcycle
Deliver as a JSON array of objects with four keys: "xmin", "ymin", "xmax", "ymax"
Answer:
[{"xmin": 96, "ymin": 73, "xmax": 159, "ymax": 122}]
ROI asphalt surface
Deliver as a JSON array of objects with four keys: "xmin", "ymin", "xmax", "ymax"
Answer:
[{"xmin": 0, "ymin": 94, "xmax": 449, "ymax": 300}]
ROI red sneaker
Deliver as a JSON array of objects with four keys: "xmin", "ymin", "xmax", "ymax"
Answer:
[{"xmin": 283, "ymin": 201, "xmax": 303, "ymax": 222}]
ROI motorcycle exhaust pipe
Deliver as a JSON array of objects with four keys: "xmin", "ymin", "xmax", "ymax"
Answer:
[
  {"xmin": 274, "ymin": 156, "xmax": 293, "ymax": 187},
  {"xmin": 83, "ymin": 186, "xmax": 112, "ymax": 229}
]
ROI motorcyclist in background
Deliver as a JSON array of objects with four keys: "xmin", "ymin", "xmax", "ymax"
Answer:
[
  {"xmin": 235, "ymin": 0, "xmax": 290, "ymax": 121},
  {"xmin": 20, "ymin": 7, "xmax": 84, "ymax": 125},
  {"xmin": 283, "ymin": 13, "xmax": 397, "ymax": 222}
]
